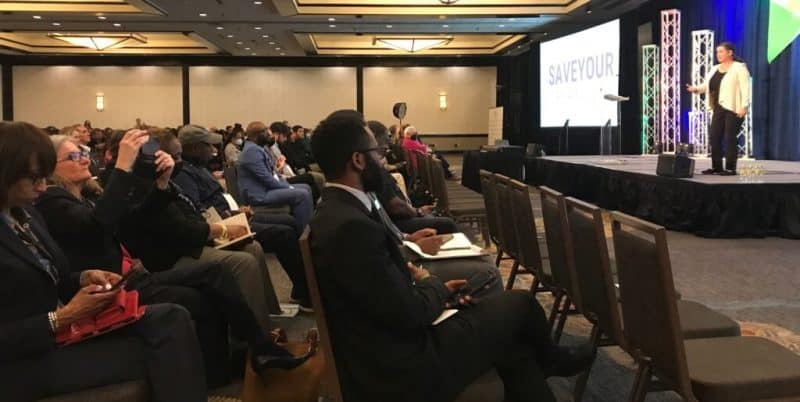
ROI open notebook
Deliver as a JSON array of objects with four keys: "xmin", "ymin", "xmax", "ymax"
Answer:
[
  {"xmin": 404, "ymin": 232, "xmax": 488, "ymax": 260},
  {"xmin": 203, "ymin": 207, "xmax": 256, "ymax": 249}
]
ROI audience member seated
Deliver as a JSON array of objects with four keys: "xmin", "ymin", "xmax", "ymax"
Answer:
[
  {"xmin": 170, "ymin": 124, "xmax": 312, "ymax": 311},
  {"xmin": 35, "ymin": 131, "xmax": 307, "ymax": 387},
  {"xmin": 294, "ymin": 125, "xmax": 314, "ymax": 163},
  {"xmin": 0, "ymin": 121, "xmax": 207, "ymax": 402},
  {"xmin": 270, "ymin": 121, "xmax": 323, "ymax": 200},
  {"xmin": 368, "ymin": 120, "xmax": 457, "ymax": 235},
  {"xmin": 224, "ymin": 127, "xmax": 244, "ymax": 164},
  {"xmin": 278, "ymin": 124, "xmax": 312, "ymax": 172},
  {"xmin": 238, "ymin": 122, "xmax": 314, "ymax": 231},
  {"xmin": 403, "ymin": 125, "xmax": 459, "ymax": 180},
  {"xmin": 61, "ymin": 123, "xmax": 100, "ymax": 176},
  {"xmin": 309, "ymin": 110, "xmax": 593, "ymax": 402},
  {"xmin": 103, "ymin": 130, "xmax": 282, "ymax": 333}
]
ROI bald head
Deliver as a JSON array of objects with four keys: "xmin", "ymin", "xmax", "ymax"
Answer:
[{"xmin": 245, "ymin": 121, "xmax": 267, "ymax": 141}]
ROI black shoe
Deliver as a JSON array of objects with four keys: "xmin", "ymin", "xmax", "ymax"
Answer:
[
  {"xmin": 250, "ymin": 342, "xmax": 310, "ymax": 379},
  {"xmin": 542, "ymin": 344, "xmax": 596, "ymax": 378},
  {"xmin": 719, "ymin": 169, "xmax": 737, "ymax": 176},
  {"xmin": 701, "ymin": 168, "xmax": 720, "ymax": 175}
]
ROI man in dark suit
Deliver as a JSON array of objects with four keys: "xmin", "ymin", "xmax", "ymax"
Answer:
[{"xmin": 309, "ymin": 110, "xmax": 593, "ymax": 402}]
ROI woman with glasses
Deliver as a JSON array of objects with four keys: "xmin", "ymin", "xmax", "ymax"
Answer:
[
  {"xmin": 0, "ymin": 121, "xmax": 207, "ymax": 401},
  {"xmin": 36, "ymin": 130, "xmax": 311, "ymax": 388}
]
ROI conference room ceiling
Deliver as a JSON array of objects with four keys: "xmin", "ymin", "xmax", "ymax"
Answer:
[{"xmin": 0, "ymin": 0, "xmax": 649, "ymax": 57}]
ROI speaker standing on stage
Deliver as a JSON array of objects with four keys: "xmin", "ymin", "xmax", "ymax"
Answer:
[{"xmin": 687, "ymin": 42, "xmax": 751, "ymax": 176}]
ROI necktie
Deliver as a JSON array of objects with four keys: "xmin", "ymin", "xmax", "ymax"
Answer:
[{"xmin": 368, "ymin": 193, "xmax": 405, "ymax": 243}]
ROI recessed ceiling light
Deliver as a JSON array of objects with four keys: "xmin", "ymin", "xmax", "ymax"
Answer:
[
  {"xmin": 226, "ymin": 34, "xmax": 234, "ymax": 38},
  {"xmin": 245, "ymin": 47, "xmax": 251, "ymax": 50},
  {"xmin": 262, "ymin": 34, "xmax": 269, "ymax": 38},
  {"xmin": 253, "ymin": 0, "xmax": 263, "ymax": 4},
  {"xmin": 254, "ymin": 26, "xmax": 262, "ymax": 30},
  {"xmin": 276, "ymin": 47, "xmax": 281, "ymax": 51},
  {"xmin": 268, "ymin": 41, "xmax": 275, "ymax": 45},
  {"xmin": 236, "ymin": 41, "xmax": 243, "ymax": 45},
  {"xmin": 199, "ymin": 13, "xmax": 207, "ymax": 17},
  {"xmin": 32, "ymin": 15, "xmax": 41, "ymax": 20},
  {"xmin": 329, "ymin": 24, "xmax": 336, "ymax": 28},
  {"xmin": 442, "ymin": 24, "xmax": 449, "ymax": 28},
  {"xmin": 386, "ymin": 25, "xmax": 393, "ymax": 28},
  {"xmin": 52, "ymin": 22, "xmax": 61, "ymax": 26},
  {"xmin": 113, "ymin": 23, "xmax": 121, "ymax": 27},
  {"xmin": 216, "ymin": 26, "xmax": 224, "ymax": 30},
  {"xmin": 251, "ymin": 53, "xmax": 257, "ymax": 56},
  {"xmin": 499, "ymin": 24, "xmax": 505, "ymax": 28},
  {"xmin": 328, "ymin": 17, "xmax": 336, "ymax": 22},
  {"xmin": 280, "ymin": 53, "xmax": 286, "ymax": 56},
  {"xmin": 509, "ymin": 18, "xmax": 516, "ymax": 21},
  {"xmin": 97, "ymin": 15, "xmax": 107, "ymax": 20}
]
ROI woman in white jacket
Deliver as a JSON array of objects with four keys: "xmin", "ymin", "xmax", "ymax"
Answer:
[{"xmin": 687, "ymin": 42, "xmax": 751, "ymax": 175}]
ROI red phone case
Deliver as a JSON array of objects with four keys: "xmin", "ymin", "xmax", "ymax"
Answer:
[{"xmin": 55, "ymin": 290, "xmax": 146, "ymax": 346}]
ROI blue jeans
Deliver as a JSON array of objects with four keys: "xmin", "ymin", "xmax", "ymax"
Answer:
[{"xmin": 257, "ymin": 183, "xmax": 313, "ymax": 231}]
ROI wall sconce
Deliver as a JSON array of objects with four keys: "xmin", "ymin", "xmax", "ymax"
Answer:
[
  {"xmin": 96, "ymin": 92, "xmax": 105, "ymax": 112},
  {"xmin": 439, "ymin": 92, "xmax": 448, "ymax": 110}
]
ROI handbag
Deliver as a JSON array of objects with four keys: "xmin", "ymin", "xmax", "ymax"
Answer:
[{"xmin": 242, "ymin": 329, "xmax": 325, "ymax": 402}]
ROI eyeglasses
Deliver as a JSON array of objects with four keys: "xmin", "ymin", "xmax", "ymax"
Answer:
[
  {"xmin": 58, "ymin": 150, "xmax": 90, "ymax": 162},
  {"xmin": 24, "ymin": 172, "xmax": 48, "ymax": 185}
]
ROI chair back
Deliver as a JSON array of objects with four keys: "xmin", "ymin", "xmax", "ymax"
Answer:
[
  {"xmin": 564, "ymin": 197, "xmax": 625, "ymax": 347},
  {"xmin": 508, "ymin": 179, "xmax": 544, "ymax": 277},
  {"xmin": 538, "ymin": 186, "xmax": 581, "ymax": 308},
  {"xmin": 430, "ymin": 158, "xmax": 451, "ymax": 215},
  {"xmin": 479, "ymin": 170, "xmax": 503, "ymax": 249},
  {"xmin": 404, "ymin": 148, "xmax": 418, "ymax": 186},
  {"xmin": 224, "ymin": 164, "xmax": 243, "ymax": 204},
  {"xmin": 417, "ymin": 152, "xmax": 432, "ymax": 192},
  {"xmin": 298, "ymin": 228, "xmax": 344, "ymax": 402},
  {"xmin": 494, "ymin": 174, "xmax": 520, "ymax": 261},
  {"xmin": 610, "ymin": 212, "xmax": 694, "ymax": 400}
]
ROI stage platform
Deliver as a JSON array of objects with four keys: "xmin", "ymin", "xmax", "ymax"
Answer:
[{"xmin": 528, "ymin": 155, "xmax": 800, "ymax": 238}]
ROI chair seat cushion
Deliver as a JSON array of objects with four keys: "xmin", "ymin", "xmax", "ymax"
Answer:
[
  {"xmin": 685, "ymin": 336, "xmax": 800, "ymax": 401},
  {"xmin": 677, "ymin": 300, "xmax": 741, "ymax": 339}
]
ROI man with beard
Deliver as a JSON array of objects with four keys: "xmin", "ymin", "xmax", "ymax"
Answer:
[
  {"xmin": 308, "ymin": 110, "xmax": 593, "ymax": 402},
  {"xmin": 238, "ymin": 122, "xmax": 314, "ymax": 231},
  {"xmin": 172, "ymin": 124, "xmax": 312, "ymax": 311}
]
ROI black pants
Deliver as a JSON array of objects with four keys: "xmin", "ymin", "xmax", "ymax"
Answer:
[
  {"xmin": 133, "ymin": 278, "xmax": 231, "ymax": 387},
  {"xmin": 1, "ymin": 304, "xmax": 206, "ymax": 402},
  {"xmin": 249, "ymin": 214, "xmax": 310, "ymax": 302},
  {"xmin": 434, "ymin": 291, "xmax": 556, "ymax": 402},
  {"xmin": 395, "ymin": 215, "xmax": 459, "ymax": 235},
  {"xmin": 710, "ymin": 107, "xmax": 745, "ymax": 171}
]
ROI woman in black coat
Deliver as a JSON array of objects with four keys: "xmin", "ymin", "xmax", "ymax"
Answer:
[{"xmin": 0, "ymin": 121, "xmax": 207, "ymax": 401}]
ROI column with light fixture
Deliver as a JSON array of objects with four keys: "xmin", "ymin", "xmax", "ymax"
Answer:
[
  {"xmin": 660, "ymin": 9, "xmax": 681, "ymax": 153},
  {"xmin": 689, "ymin": 29, "xmax": 714, "ymax": 155},
  {"xmin": 642, "ymin": 45, "xmax": 659, "ymax": 155}
]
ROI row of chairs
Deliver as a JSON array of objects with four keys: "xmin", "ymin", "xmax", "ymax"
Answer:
[
  {"xmin": 409, "ymin": 151, "xmax": 490, "ymax": 246},
  {"xmin": 479, "ymin": 170, "xmax": 800, "ymax": 401}
]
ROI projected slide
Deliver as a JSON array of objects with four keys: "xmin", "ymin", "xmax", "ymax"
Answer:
[{"xmin": 540, "ymin": 19, "xmax": 620, "ymax": 127}]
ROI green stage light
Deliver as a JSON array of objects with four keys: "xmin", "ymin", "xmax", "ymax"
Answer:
[{"xmin": 768, "ymin": 0, "xmax": 800, "ymax": 63}]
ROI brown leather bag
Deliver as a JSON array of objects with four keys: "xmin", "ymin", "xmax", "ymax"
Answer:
[{"xmin": 242, "ymin": 329, "xmax": 325, "ymax": 402}]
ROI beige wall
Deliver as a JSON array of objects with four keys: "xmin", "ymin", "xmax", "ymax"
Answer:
[
  {"xmin": 363, "ymin": 66, "xmax": 497, "ymax": 135},
  {"xmin": 189, "ymin": 66, "xmax": 356, "ymax": 129},
  {"xmin": 13, "ymin": 66, "xmax": 182, "ymax": 129}
]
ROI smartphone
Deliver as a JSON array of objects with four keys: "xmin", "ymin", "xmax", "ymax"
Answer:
[
  {"xmin": 90, "ymin": 269, "xmax": 138, "ymax": 294},
  {"xmin": 131, "ymin": 136, "xmax": 160, "ymax": 180},
  {"xmin": 446, "ymin": 271, "xmax": 498, "ymax": 306}
]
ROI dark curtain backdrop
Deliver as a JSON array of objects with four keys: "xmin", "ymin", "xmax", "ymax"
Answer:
[{"xmin": 499, "ymin": 0, "xmax": 800, "ymax": 160}]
